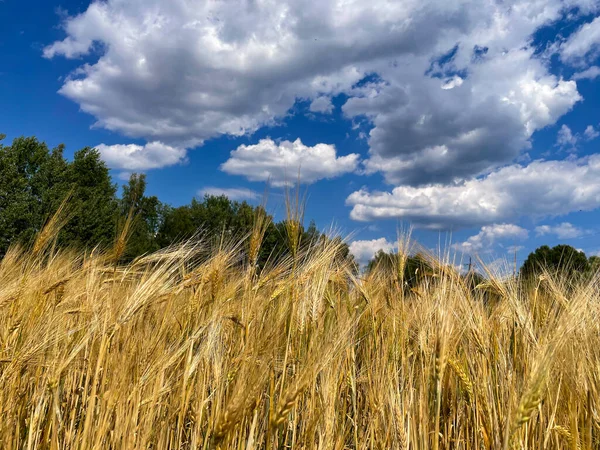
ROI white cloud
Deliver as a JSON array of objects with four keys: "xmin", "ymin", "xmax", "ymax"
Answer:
[
  {"xmin": 441, "ymin": 76, "xmax": 464, "ymax": 90},
  {"xmin": 535, "ymin": 222, "xmax": 587, "ymax": 239},
  {"xmin": 553, "ymin": 123, "xmax": 600, "ymax": 151},
  {"xmin": 572, "ymin": 65, "xmax": 600, "ymax": 80},
  {"xmin": 221, "ymin": 138, "xmax": 359, "ymax": 186},
  {"xmin": 453, "ymin": 224, "xmax": 528, "ymax": 254},
  {"xmin": 560, "ymin": 16, "xmax": 600, "ymax": 67},
  {"xmin": 44, "ymin": 0, "xmax": 590, "ymax": 184},
  {"xmin": 556, "ymin": 124, "xmax": 578, "ymax": 149},
  {"xmin": 347, "ymin": 154, "xmax": 600, "ymax": 229},
  {"xmin": 309, "ymin": 97, "xmax": 334, "ymax": 114},
  {"xmin": 555, "ymin": 124, "xmax": 598, "ymax": 148},
  {"xmin": 197, "ymin": 187, "xmax": 259, "ymax": 201},
  {"xmin": 117, "ymin": 171, "xmax": 133, "ymax": 181},
  {"xmin": 95, "ymin": 142, "xmax": 186, "ymax": 171},
  {"xmin": 584, "ymin": 125, "xmax": 600, "ymax": 140},
  {"xmin": 349, "ymin": 237, "xmax": 397, "ymax": 266},
  {"xmin": 506, "ymin": 245, "xmax": 525, "ymax": 254},
  {"xmin": 346, "ymin": 48, "xmax": 580, "ymax": 185}
]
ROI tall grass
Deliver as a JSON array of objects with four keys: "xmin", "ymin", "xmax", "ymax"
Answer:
[{"xmin": 1, "ymin": 208, "xmax": 600, "ymax": 449}]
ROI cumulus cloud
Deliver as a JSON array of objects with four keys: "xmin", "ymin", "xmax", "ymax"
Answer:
[
  {"xmin": 584, "ymin": 125, "xmax": 600, "ymax": 140},
  {"xmin": 44, "ymin": 0, "xmax": 591, "ymax": 185},
  {"xmin": 349, "ymin": 238, "xmax": 397, "ymax": 266},
  {"xmin": 347, "ymin": 155, "xmax": 600, "ymax": 229},
  {"xmin": 197, "ymin": 187, "xmax": 259, "ymax": 201},
  {"xmin": 535, "ymin": 222, "xmax": 587, "ymax": 239},
  {"xmin": 346, "ymin": 48, "xmax": 580, "ymax": 185},
  {"xmin": 556, "ymin": 124, "xmax": 578, "ymax": 149},
  {"xmin": 309, "ymin": 97, "xmax": 334, "ymax": 114},
  {"xmin": 95, "ymin": 142, "xmax": 186, "ymax": 171},
  {"xmin": 554, "ymin": 124, "xmax": 598, "ymax": 150},
  {"xmin": 453, "ymin": 224, "xmax": 528, "ymax": 254},
  {"xmin": 220, "ymin": 138, "xmax": 359, "ymax": 186}
]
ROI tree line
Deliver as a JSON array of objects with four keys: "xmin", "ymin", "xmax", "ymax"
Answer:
[
  {"xmin": 1, "ymin": 134, "xmax": 597, "ymax": 279},
  {"xmin": 0, "ymin": 135, "xmax": 352, "ymax": 266},
  {"xmin": 368, "ymin": 243, "xmax": 599, "ymax": 290}
]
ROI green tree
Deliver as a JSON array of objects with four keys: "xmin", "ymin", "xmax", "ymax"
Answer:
[
  {"xmin": 0, "ymin": 136, "xmax": 69, "ymax": 255},
  {"xmin": 156, "ymin": 204, "xmax": 196, "ymax": 247},
  {"xmin": 258, "ymin": 219, "xmax": 351, "ymax": 268},
  {"xmin": 366, "ymin": 250, "xmax": 432, "ymax": 290},
  {"xmin": 589, "ymin": 255, "xmax": 600, "ymax": 274},
  {"xmin": 189, "ymin": 195, "xmax": 256, "ymax": 238},
  {"xmin": 156, "ymin": 196, "xmax": 354, "ymax": 270},
  {"xmin": 520, "ymin": 244, "xmax": 589, "ymax": 279},
  {"xmin": 258, "ymin": 221, "xmax": 288, "ymax": 265},
  {"xmin": 119, "ymin": 173, "xmax": 162, "ymax": 259},
  {"xmin": 60, "ymin": 147, "xmax": 118, "ymax": 249},
  {"xmin": 40, "ymin": 143, "xmax": 71, "ymax": 218},
  {"xmin": 157, "ymin": 195, "xmax": 259, "ymax": 248}
]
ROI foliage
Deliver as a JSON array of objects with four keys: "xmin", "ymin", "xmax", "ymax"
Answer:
[
  {"xmin": 520, "ymin": 244, "xmax": 590, "ymax": 279},
  {"xmin": 366, "ymin": 249, "xmax": 435, "ymax": 290},
  {"xmin": 0, "ymin": 136, "xmax": 117, "ymax": 255},
  {"xmin": 119, "ymin": 173, "xmax": 162, "ymax": 259},
  {"xmin": 589, "ymin": 255, "xmax": 600, "ymax": 274},
  {"xmin": 157, "ymin": 195, "xmax": 256, "ymax": 247},
  {"xmin": 157, "ymin": 199, "xmax": 354, "ymax": 269},
  {"xmin": 60, "ymin": 147, "xmax": 118, "ymax": 249}
]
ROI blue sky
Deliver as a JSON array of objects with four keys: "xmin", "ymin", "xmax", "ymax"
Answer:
[{"xmin": 2, "ymin": 0, "xmax": 600, "ymax": 268}]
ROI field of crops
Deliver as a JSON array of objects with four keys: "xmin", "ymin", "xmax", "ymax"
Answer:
[{"xmin": 1, "ymin": 211, "xmax": 599, "ymax": 449}]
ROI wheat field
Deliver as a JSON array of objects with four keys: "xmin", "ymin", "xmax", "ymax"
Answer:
[{"xmin": 1, "ymin": 208, "xmax": 599, "ymax": 449}]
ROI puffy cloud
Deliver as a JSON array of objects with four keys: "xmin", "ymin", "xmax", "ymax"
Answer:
[
  {"xmin": 349, "ymin": 237, "xmax": 396, "ymax": 266},
  {"xmin": 554, "ymin": 123, "xmax": 598, "ymax": 149},
  {"xmin": 535, "ymin": 222, "xmax": 587, "ymax": 239},
  {"xmin": 441, "ymin": 76, "xmax": 464, "ymax": 90},
  {"xmin": 347, "ymin": 48, "xmax": 580, "ymax": 185},
  {"xmin": 572, "ymin": 65, "xmax": 600, "ymax": 80},
  {"xmin": 197, "ymin": 187, "xmax": 259, "ymax": 201},
  {"xmin": 44, "ymin": 0, "xmax": 589, "ymax": 184},
  {"xmin": 347, "ymin": 155, "xmax": 600, "ymax": 229},
  {"xmin": 584, "ymin": 125, "xmax": 600, "ymax": 140},
  {"xmin": 560, "ymin": 16, "xmax": 600, "ymax": 66},
  {"xmin": 95, "ymin": 142, "xmax": 186, "ymax": 171},
  {"xmin": 309, "ymin": 97, "xmax": 334, "ymax": 114},
  {"xmin": 220, "ymin": 138, "xmax": 359, "ymax": 186},
  {"xmin": 453, "ymin": 224, "xmax": 528, "ymax": 254},
  {"xmin": 554, "ymin": 124, "xmax": 598, "ymax": 149},
  {"xmin": 556, "ymin": 124, "xmax": 578, "ymax": 149}
]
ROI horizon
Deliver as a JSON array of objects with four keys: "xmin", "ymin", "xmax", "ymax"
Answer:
[{"xmin": 2, "ymin": 0, "xmax": 600, "ymax": 267}]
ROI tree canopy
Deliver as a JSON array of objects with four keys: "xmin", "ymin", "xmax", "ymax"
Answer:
[
  {"xmin": 520, "ymin": 244, "xmax": 590, "ymax": 279},
  {"xmin": 119, "ymin": 173, "xmax": 162, "ymax": 259},
  {"xmin": 365, "ymin": 249, "xmax": 435, "ymax": 291},
  {"xmin": 0, "ymin": 136, "xmax": 116, "ymax": 255}
]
